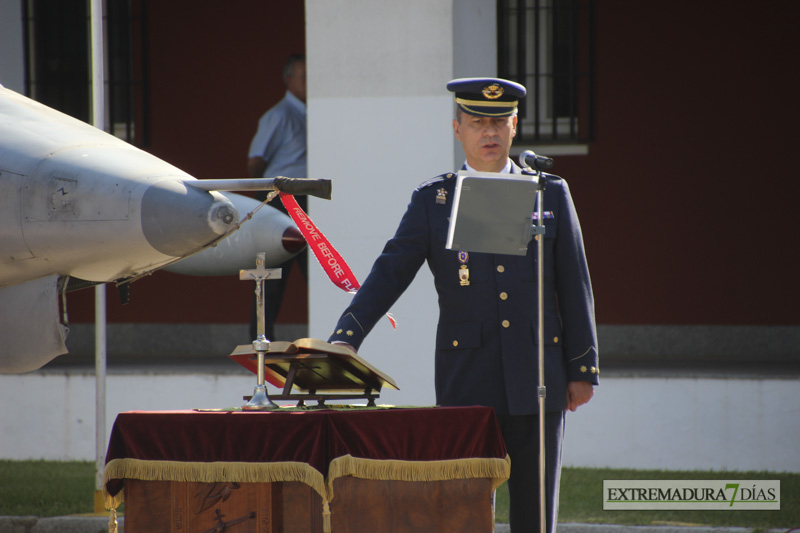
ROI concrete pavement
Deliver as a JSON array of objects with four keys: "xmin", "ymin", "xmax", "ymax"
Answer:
[
  {"xmin": 0, "ymin": 516, "xmax": 793, "ymax": 533},
  {"xmin": 0, "ymin": 515, "xmax": 114, "ymax": 533}
]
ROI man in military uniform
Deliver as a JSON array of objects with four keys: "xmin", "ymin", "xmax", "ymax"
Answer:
[{"xmin": 328, "ymin": 78, "xmax": 598, "ymax": 533}]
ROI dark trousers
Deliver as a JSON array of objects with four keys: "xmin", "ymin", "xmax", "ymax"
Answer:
[{"xmin": 497, "ymin": 411, "xmax": 566, "ymax": 533}]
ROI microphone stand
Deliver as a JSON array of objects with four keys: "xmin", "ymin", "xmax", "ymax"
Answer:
[{"xmin": 520, "ymin": 150, "xmax": 549, "ymax": 533}]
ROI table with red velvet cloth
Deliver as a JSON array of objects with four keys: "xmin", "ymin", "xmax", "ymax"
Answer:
[{"xmin": 103, "ymin": 406, "xmax": 510, "ymax": 533}]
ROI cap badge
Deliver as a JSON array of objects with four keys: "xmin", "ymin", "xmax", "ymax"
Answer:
[{"xmin": 482, "ymin": 83, "xmax": 504, "ymax": 100}]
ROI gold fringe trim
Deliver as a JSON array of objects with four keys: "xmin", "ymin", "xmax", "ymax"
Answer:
[
  {"xmin": 102, "ymin": 458, "xmax": 326, "ymax": 510},
  {"xmin": 326, "ymin": 454, "xmax": 511, "ymax": 503}
]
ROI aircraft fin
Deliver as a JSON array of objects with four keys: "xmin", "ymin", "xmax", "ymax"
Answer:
[{"xmin": 0, "ymin": 275, "xmax": 69, "ymax": 373}]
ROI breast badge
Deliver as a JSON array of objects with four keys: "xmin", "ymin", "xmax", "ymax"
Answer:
[{"xmin": 458, "ymin": 251, "xmax": 470, "ymax": 286}]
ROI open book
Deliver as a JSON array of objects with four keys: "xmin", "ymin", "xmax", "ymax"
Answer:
[{"xmin": 230, "ymin": 338, "xmax": 399, "ymax": 394}]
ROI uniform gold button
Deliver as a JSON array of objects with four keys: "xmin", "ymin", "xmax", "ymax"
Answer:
[
  {"xmin": 452, "ymin": 340, "xmax": 459, "ymax": 347},
  {"xmin": 497, "ymin": 265, "xmax": 505, "ymax": 273},
  {"xmin": 502, "ymin": 320, "xmax": 510, "ymax": 328},
  {"xmin": 499, "ymin": 292, "xmax": 508, "ymax": 300},
  {"xmin": 553, "ymin": 337, "xmax": 559, "ymax": 343},
  {"xmin": 535, "ymin": 235, "xmax": 539, "ymax": 241}
]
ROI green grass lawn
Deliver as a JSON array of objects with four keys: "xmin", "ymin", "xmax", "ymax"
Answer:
[
  {"xmin": 0, "ymin": 460, "xmax": 100, "ymax": 517},
  {"xmin": 1, "ymin": 460, "xmax": 797, "ymax": 529}
]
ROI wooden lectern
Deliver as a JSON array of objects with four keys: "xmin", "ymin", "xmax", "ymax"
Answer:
[{"xmin": 104, "ymin": 407, "xmax": 510, "ymax": 533}]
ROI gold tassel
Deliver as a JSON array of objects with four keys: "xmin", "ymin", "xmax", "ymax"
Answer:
[
  {"xmin": 322, "ymin": 500, "xmax": 332, "ymax": 533},
  {"xmin": 107, "ymin": 508, "xmax": 117, "ymax": 533}
]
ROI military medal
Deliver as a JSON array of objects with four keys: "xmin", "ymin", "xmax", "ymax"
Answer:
[
  {"xmin": 458, "ymin": 251, "xmax": 470, "ymax": 286},
  {"xmin": 436, "ymin": 188, "xmax": 447, "ymax": 205},
  {"xmin": 459, "ymin": 265, "xmax": 470, "ymax": 286}
]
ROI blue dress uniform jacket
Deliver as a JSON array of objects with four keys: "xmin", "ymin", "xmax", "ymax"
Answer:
[{"xmin": 328, "ymin": 160, "xmax": 598, "ymax": 415}]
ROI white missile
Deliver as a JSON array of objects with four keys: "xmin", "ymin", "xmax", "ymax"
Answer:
[
  {"xmin": 164, "ymin": 193, "xmax": 306, "ymax": 276},
  {"xmin": 0, "ymin": 86, "xmax": 325, "ymax": 373}
]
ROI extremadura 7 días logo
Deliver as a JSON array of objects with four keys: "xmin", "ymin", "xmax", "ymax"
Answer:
[{"xmin": 603, "ymin": 480, "xmax": 780, "ymax": 510}]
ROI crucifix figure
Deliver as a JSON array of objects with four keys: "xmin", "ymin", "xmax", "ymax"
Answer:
[{"xmin": 239, "ymin": 252, "xmax": 282, "ymax": 410}]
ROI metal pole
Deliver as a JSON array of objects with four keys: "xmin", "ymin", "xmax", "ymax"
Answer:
[
  {"xmin": 521, "ymin": 151, "xmax": 548, "ymax": 533},
  {"xmin": 90, "ymin": 0, "xmax": 107, "ymax": 513},
  {"xmin": 94, "ymin": 285, "xmax": 106, "ymax": 511},
  {"xmin": 536, "ymin": 184, "xmax": 546, "ymax": 533}
]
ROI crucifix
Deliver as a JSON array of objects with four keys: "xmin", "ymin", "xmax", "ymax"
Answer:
[{"xmin": 239, "ymin": 252, "xmax": 282, "ymax": 410}]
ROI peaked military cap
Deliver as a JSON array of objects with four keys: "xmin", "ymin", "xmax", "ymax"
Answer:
[{"xmin": 447, "ymin": 77, "xmax": 526, "ymax": 117}]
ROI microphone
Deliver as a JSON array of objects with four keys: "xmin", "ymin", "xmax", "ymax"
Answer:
[{"xmin": 519, "ymin": 150, "xmax": 554, "ymax": 172}]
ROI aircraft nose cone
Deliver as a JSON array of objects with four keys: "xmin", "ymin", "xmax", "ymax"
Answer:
[
  {"xmin": 282, "ymin": 226, "xmax": 307, "ymax": 254},
  {"xmin": 141, "ymin": 181, "xmax": 239, "ymax": 257}
]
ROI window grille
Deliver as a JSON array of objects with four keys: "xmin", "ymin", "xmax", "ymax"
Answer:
[
  {"xmin": 498, "ymin": 0, "xmax": 594, "ymax": 144},
  {"xmin": 23, "ymin": 0, "xmax": 148, "ymax": 145}
]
